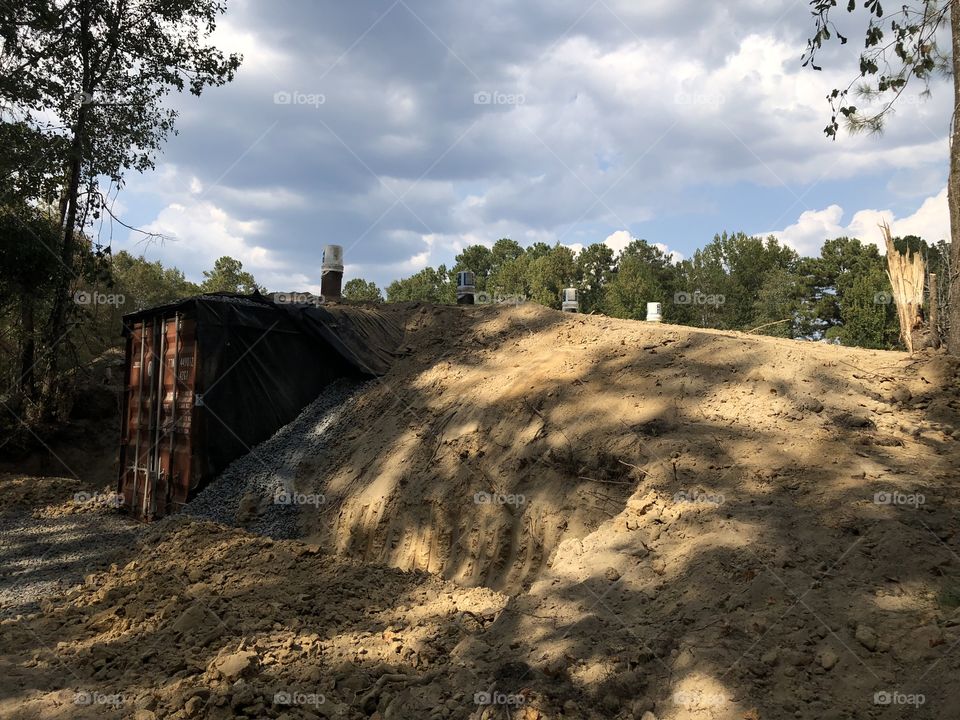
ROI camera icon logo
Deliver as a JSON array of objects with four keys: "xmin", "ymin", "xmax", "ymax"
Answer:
[{"xmin": 873, "ymin": 691, "xmax": 892, "ymax": 705}]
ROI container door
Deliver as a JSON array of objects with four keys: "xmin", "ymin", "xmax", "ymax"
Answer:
[
  {"xmin": 119, "ymin": 318, "xmax": 156, "ymax": 518},
  {"xmin": 119, "ymin": 313, "xmax": 198, "ymax": 520}
]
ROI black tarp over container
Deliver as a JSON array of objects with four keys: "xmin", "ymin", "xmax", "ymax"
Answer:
[{"xmin": 117, "ymin": 292, "xmax": 402, "ymax": 520}]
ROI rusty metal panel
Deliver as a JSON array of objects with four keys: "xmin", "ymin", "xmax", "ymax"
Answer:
[{"xmin": 118, "ymin": 313, "xmax": 198, "ymax": 520}]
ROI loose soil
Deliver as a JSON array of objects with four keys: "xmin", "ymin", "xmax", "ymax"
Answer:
[{"xmin": 2, "ymin": 303, "xmax": 959, "ymax": 719}]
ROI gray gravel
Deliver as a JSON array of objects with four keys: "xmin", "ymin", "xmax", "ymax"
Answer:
[
  {"xmin": 0, "ymin": 380, "xmax": 366, "ymax": 617},
  {"xmin": 183, "ymin": 378, "xmax": 368, "ymax": 538},
  {"xmin": 0, "ymin": 509, "xmax": 140, "ymax": 618}
]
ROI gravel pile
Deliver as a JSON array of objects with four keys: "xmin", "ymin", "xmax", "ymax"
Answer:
[
  {"xmin": 0, "ymin": 509, "xmax": 139, "ymax": 618},
  {"xmin": 183, "ymin": 378, "xmax": 367, "ymax": 538}
]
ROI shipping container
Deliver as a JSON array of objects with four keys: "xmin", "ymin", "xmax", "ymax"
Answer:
[{"xmin": 117, "ymin": 293, "xmax": 402, "ymax": 520}]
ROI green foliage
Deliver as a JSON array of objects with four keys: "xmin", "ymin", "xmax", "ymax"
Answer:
[
  {"xmin": 0, "ymin": 205, "xmax": 64, "ymax": 296},
  {"xmin": 200, "ymin": 256, "xmax": 260, "ymax": 294},
  {"xmin": 576, "ymin": 243, "xmax": 615, "ymax": 313},
  {"xmin": 112, "ymin": 251, "xmax": 199, "ymax": 311},
  {"xmin": 452, "ymin": 245, "xmax": 493, "ymax": 291},
  {"xmin": 829, "ymin": 263, "xmax": 898, "ymax": 348},
  {"xmin": 604, "ymin": 240, "xmax": 675, "ymax": 320},
  {"xmin": 490, "ymin": 238, "xmax": 525, "ymax": 274},
  {"xmin": 671, "ymin": 233, "xmax": 799, "ymax": 330},
  {"xmin": 386, "ymin": 265, "xmax": 455, "ymax": 303},
  {"xmin": 527, "ymin": 245, "xmax": 577, "ymax": 309},
  {"xmin": 342, "ymin": 278, "xmax": 384, "ymax": 303},
  {"xmin": 1, "ymin": 0, "xmax": 242, "ymax": 189},
  {"xmin": 1, "ymin": 0, "xmax": 242, "ymax": 422},
  {"xmin": 803, "ymin": 1, "xmax": 951, "ymax": 137},
  {"xmin": 380, "ymin": 231, "xmax": 919, "ymax": 349},
  {"xmin": 801, "ymin": 236, "xmax": 898, "ymax": 346},
  {"xmin": 488, "ymin": 253, "xmax": 531, "ymax": 297}
]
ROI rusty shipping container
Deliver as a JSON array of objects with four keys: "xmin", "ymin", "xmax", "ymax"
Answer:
[{"xmin": 118, "ymin": 293, "xmax": 403, "ymax": 520}]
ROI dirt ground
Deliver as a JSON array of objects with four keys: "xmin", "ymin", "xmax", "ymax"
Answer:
[{"xmin": 2, "ymin": 303, "xmax": 960, "ymax": 719}]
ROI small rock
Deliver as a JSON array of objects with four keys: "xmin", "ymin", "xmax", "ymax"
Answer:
[
  {"xmin": 818, "ymin": 648, "xmax": 838, "ymax": 670},
  {"xmin": 890, "ymin": 385, "xmax": 912, "ymax": 404},
  {"xmin": 761, "ymin": 647, "xmax": 779, "ymax": 666},
  {"xmin": 800, "ymin": 397, "xmax": 824, "ymax": 413},
  {"xmin": 215, "ymin": 649, "xmax": 259, "ymax": 680},
  {"xmin": 184, "ymin": 696, "xmax": 204, "ymax": 716},
  {"xmin": 630, "ymin": 698, "xmax": 654, "ymax": 718},
  {"xmin": 172, "ymin": 603, "xmax": 212, "ymax": 634},
  {"xmin": 855, "ymin": 624, "xmax": 878, "ymax": 652},
  {"xmin": 604, "ymin": 567, "xmax": 621, "ymax": 582}
]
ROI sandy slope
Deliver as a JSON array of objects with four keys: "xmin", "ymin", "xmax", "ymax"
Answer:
[{"xmin": 2, "ymin": 303, "xmax": 960, "ymax": 719}]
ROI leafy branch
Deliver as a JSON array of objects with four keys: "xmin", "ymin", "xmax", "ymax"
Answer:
[{"xmin": 803, "ymin": 0, "xmax": 951, "ymax": 137}]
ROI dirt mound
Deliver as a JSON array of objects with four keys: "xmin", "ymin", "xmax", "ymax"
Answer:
[
  {"xmin": 298, "ymin": 305, "xmax": 959, "ymax": 580},
  {"xmin": 3, "ymin": 304, "xmax": 960, "ymax": 719},
  {"xmin": 0, "ymin": 517, "xmax": 511, "ymax": 719}
]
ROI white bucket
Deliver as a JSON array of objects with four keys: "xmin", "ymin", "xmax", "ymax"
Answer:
[{"xmin": 646, "ymin": 302, "xmax": 662, "ymax": 322}]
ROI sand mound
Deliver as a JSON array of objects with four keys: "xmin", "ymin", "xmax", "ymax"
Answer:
[{"xmin": 3, "ymin": 303, "xmax": 960, "ymax": 719}]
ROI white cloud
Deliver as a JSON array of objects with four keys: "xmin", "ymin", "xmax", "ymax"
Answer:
[
  {"xmin": 137, "ymin": 200, "xmax": 281, "ymax": 283},
  {"xmin": 109, "ymin": 2, "xmax": 953, "ymax": 291},
  {"xmin": 603, "ymin": 230, "xmax": 632, "ymax": 255},
  {"xmin": 600, "ymin": 230, "xmax": 684, "ymax": 262},
  {"xmin": 770, "ymin": 186, "xmax": 949, "ymax": 256}
]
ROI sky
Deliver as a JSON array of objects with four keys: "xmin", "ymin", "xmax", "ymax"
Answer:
[{"xmin": 108, "ymin": 0, "xmax": 953, "ymax": 294}]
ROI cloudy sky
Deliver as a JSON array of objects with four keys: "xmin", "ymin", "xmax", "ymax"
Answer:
[{"xmin": 110, "ymin": 0, "xmax": 952, "ymax": 293}]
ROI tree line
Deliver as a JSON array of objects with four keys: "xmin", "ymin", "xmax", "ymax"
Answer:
[
  {"xmin": 378, "ymin": 233, "xmax": 949, "ymax": 349},
  {"xmin": 1, "ymin": 203, "xmax": 948, "ymax": 449}
]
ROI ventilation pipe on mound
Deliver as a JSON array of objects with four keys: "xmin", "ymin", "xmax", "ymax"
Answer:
[
  {"xmin": 561, "ymin": 287, "xmax": 579, "ymax": 313},
  {"xmin": 646, "ymin": 302, "xmax": 662, "ymax": 322},
  {"xmin": 457, "ymin": 271, "xmax": 476, "ymax": 305},
  {"xmin": 321, "ymin": 245, "xmax": 344, "ymax": 300}
]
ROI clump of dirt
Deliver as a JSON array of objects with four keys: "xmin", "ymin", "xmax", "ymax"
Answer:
[{"xmin": 0, "ymin": 517, "xmax": 517, "ymax": 719}]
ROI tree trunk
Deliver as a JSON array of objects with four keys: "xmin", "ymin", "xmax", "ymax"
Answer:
[
  {"xmin": 39, "ymin": 109, "xmax": 86, "ymax": 421},
  {"xmin": 19, "ymin": 291, "xmax": 36, "ymax": 404},
  {"xmin": 39, "ymin": 0, "xmax": 91, "ymax": 421},
  {"xmin": 947, "ymin": 0, "xmax": 960, "ymax": 353}
]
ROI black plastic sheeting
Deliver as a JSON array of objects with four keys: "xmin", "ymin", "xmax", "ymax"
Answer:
[{"xmin": 122, "ymin": 292, "xmax": 404, "ymax": 487}]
